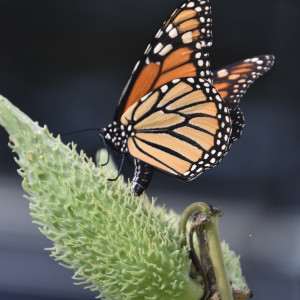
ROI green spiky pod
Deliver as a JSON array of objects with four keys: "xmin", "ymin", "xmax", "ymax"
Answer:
[{"xmin": 0, "ymin": 96, "xmax": 247, "ymax": 299}]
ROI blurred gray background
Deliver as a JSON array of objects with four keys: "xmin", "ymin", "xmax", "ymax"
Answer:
[{"xmin": 0, "ymin": 0, "xmax": 299, "ymax": 299}]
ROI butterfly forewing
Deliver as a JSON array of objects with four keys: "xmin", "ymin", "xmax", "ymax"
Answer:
[
  {"xmin": 121, "ymin": 77, "xmax": 232, "ymax": 180},
  {"xmin": 213, "ymin": 55, "xmax": 275, "ymax": 110},
  {"xmin": 115, "ymin": 0, "xmax": 213, "ymax": 120}
]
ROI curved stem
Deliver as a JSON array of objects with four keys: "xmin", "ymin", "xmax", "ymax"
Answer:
[
  {"xmin": 179, "ymin": 203, "xmax": 233, "ymax": 300},
  {"xmin": 205, "ymin": 209, "xmax": 233, "ymax": 300},
  {"xmin": 178, "ymin": 202, "xmax": 211, "ymax": 247},
  {"xmin": 189, "ymin": 224, "xmax": 210, "ymax": 298}
]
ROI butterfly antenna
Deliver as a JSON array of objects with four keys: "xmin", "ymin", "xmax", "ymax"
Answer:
[
  {"xmin": 108, "ymin": 154, "xmax": 124, "ymax": 182},
  {"xmin": 61, "ymin": 128, "xmax": 100, "ymax": 137},
  {"xmin": 100, "ymin": 135, "xmax": 110, "ymax": 166}
]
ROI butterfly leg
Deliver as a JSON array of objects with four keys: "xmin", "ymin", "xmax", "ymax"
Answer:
[{"xmin": 131, "ymin": 159, "xmax": 153, "ymax": 196}]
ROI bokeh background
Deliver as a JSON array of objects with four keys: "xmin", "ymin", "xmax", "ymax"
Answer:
[{"xmin": 0, "ymin": 0, "xmax": 299, "ymax": 299}]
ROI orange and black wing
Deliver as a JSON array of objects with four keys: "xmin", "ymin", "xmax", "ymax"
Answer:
[
  {"xmin": 212, "ymin": 54, "xmax": 275, "ymax": 145},
  {"xmin": 120, "ymin": 77, "xmax": 232, "ymax": 180},
  {"xmin": 115, "ymin": 0, "xmax": 213, "ymax": 120},
  {"xmin": 213, "ymin": 55, "xmax": 275, "ymax": 110}
]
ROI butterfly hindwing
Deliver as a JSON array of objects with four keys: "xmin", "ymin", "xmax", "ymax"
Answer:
[
  {"xmin": 212, "ymin": 54, "xmax": 274, "ymax": 145},
  {"xmin": 120, "ymin": 77, "xmax": 232, "ymax": 180},
  {"xmin": 115, "ymin": 0, "xmax": 213, "ymax": 120},
  {"xmin": 213, "ymin": 55, "xmax": 275, "ymax": 110}
]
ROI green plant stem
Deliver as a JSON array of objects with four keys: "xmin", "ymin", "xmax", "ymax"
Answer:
[
  {"xmin": 205, "ymin": 210, "xmax": 233, "ymax": 300},
  {"xmin": 179, "ymin": 203, "xmax": 233, "ymax": 300},
  {"xmin": 178, "ymin": 202, "xmax": 211, "ymax": 247}
]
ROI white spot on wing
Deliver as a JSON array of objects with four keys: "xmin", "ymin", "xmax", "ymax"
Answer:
[
  {"xmin": 144, "ymin": 44, "xmax": 151, "ymax": 55},
  {"xmin": 161, "ymin": 85, "xmax": 168, "ymax": 93},
  {"xmin": 182, "ymin": 31, "xmax": 193, "ymax": 44},
  {"xmin": 155, "ymin": 29, "xmax": 163, "ymax": 39},
  {"xmin": 154, "ymin": 43, "xmax": 163, "ymax": 54},
  {"xmin": 166, "ymin": 24, "xmax": 173, "ymax": 33},
  {"xmin": 159, "ymin": 44, "xmax": 173, "ymax": 56},
  {"xmin": 141, "ymin": 91, "xmax": 153, "ymax": 101},
  {"xmin": 133, "ymin": 61, "xmax": 140, "ymax": 72},
  {"xmin": 169, "ymin": 28, "xmax": 178, "ymax": 38},
  {"xmin": 216, "ymin": 95, "xmax": 222, "ymax": 102},
  {"xmin": 198, "ymin": 60, "xmax": 204, "ymax": 66}
]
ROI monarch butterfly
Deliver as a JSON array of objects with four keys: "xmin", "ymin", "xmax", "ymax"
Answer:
[{"xmin": 101, "ymin": 0, "xmax": 275, "ymax": 196}]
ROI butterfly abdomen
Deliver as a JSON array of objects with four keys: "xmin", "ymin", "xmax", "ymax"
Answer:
[
  {"xmin": 229, "ymin": 107, "xmax": 245, "ymax": 146},
  {"xmin": 131, "ymin": 159, "xmax": 153, "ymax": 196}
]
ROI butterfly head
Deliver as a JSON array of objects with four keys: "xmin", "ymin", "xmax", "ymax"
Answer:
[{"xmin": 101, "ymin": 121, "xmax": 131, "ymax": 153}]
